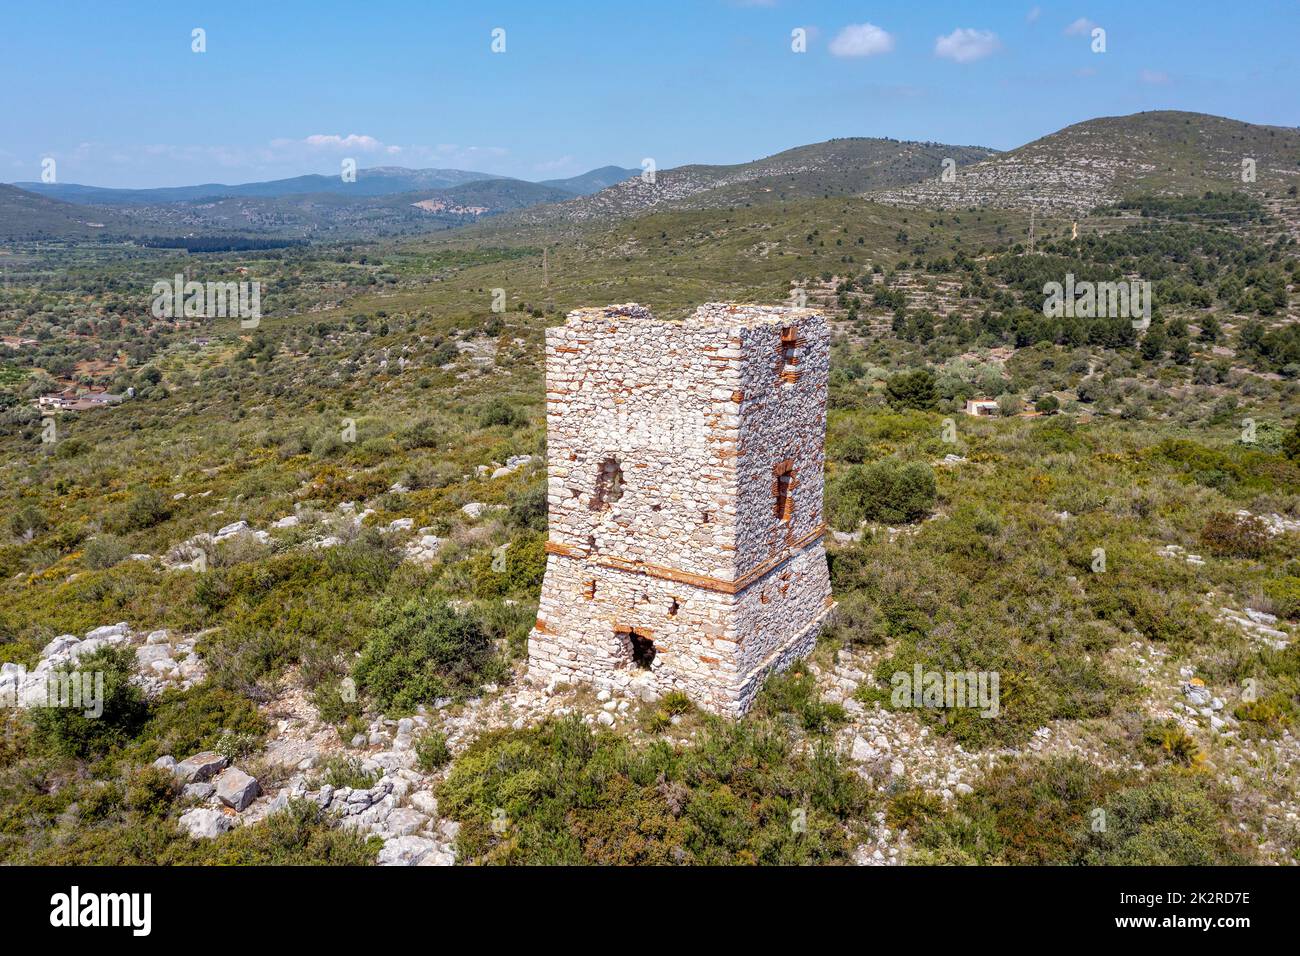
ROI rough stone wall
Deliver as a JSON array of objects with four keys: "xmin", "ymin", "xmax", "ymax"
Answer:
[
  {"xmin": 729, "ymin": 310, "xmax": 830, "ymax": 578},
  {"xmin": 527, "ymin": 303, "xmax": 833, "ymax": 716}
]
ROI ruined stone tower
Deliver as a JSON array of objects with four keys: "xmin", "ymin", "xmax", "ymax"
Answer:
[{"xmin": 526, "ymin": 302, "xmax": 834, "ymax": 716}]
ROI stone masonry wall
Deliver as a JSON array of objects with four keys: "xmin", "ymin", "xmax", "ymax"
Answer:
[{"xmin": 527, "ymin": 303, "xmax": 834, "ymax": 716}]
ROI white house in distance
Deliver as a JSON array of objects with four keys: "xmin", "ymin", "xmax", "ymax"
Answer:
[
  {"xmin": 37, "ymin": 389, "xmax": 125, "ymax": 413},
  {"xmin": 964, "ymin": 398, "xmax": 1000, "ymax": 417}
]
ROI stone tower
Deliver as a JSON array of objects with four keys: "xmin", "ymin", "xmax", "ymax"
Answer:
[{"xmin": 526, "ymin": 302, "xmax": 834, "ymax": 716}]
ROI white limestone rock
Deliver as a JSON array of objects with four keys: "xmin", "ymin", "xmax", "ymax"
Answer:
[
  {"xmin": 214, "ymin": 767, "xmax": 261, "ymax": 811},
  {"xmin": 179, "ymin": 807, "xmax": 235, "ymax": 839}
]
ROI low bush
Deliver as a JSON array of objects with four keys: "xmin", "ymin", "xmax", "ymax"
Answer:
[
  {"xmin": 353, "ymin": 597, "xmax": 506, "ymax": 712},
  {"xmin": 437, "ymin": 710, "xmax": 871, "ymax": 865},
  {"xmin": 827, "ymin": 458, "xmax": 936, "ymax": 530},
  {"xmin": 30, "ymin": 646, "xmax": 149, "ymax": 758},
  {"xmin": 1199, "ymin": 512, "xmax": 1270, "ymax": 558},
  {"xmin": 414, "ymin": 731, "xmax": 452, "ymax": 771},
  {"xmin": 908, "ymin": 757, "xmax": 1250, "ymax": 865},
  {"xmin": 82, "ymin": 534, "xmax": 133, "ymax": 570}
]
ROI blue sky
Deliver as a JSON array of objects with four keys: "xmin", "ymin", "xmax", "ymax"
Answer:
[{"xmin": 3, "ymin": 0, "xmax": 1296, "ymax": 188}]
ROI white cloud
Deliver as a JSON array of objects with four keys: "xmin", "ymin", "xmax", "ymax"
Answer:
[
  {"xmin": 1026, "ymin": 6, "xmax": 1042, "ymax": 24},
  {"xmin": 829, "ymin": 23, "xmax": 895, "ymax": 58},
  {"xmin": 302, "ymin": 134, "xmax": 387, "ymax": 152},
  {"xmin": 934, "ymin": 28, "xmax": 1002, "ymax": 63},
  {"xmin": 1064, "ymin": 17, "xmax": 1097, "ymax": 36},
  {"xmin": 1139, "ymin": 69, "xmax": 1170, "ymax": 85}
]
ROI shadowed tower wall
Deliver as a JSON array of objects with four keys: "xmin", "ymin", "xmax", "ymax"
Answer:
[{"xmin": 526, "ymin": 302, "xmax": 834, "ymax": 716}]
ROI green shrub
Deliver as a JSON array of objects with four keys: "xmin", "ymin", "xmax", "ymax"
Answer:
[
  {"xmin": 398, "ymin": 417, "xmax": 444, "ymax": 450},
  {"xmin": 124, "ymin": 766, "xmax": 177, "ymax": 816},
  {"xmin": 825, "ymin": 591, "xmax": 884, "ymax": 647},
  {"xmin": 30, "ymin": 646, "xmax": 148, "ymax": 758},
  {"xmin": 112, "ymin": 488, "xmax": 172, "ymax": 533},
  {"xmin": 1140, "ymin": 720, "xmax": 1202, "ymax": 766},
  {"xmin": 468, "ymin": 532, "xmax": 547, "ymax": 597},
  {"xmin": 199, "ymin": 799, "xmax": 380, "ymax": 865},
  {"xmin": 1232, "ymin": 694, "xmax": 1296, "ymax": 738},
  {"xmin": 751, "ymin": 664, "xmax": 847, "ymax": 734},
  {"xmin": 82, "ymin": 534, "xmax": 133, "ymax": 570},
  {"xmin": 660, "ymin": 690, "xmax": 693, "ymax": 716},
  {"xmin": 414, "ymin": 731, "xmax": 452, "ymax": 771},
  {"xmin": 1078, "ymin": 779, "xmax": 1251, "ymax": 865},
  {"xmin": 1282, "ymin": 420, "xmax": 1300, "ymax": 460},
  {"xmin": 508, "ymin": 482, "xmax": 548, "ymax": 531},
  {"xmin": 436, "ymin": 713, "xmax": 870, "ymax": 865},
  {"xmin": 478, "ymin": 399, "xmax": 524, "ymax": 428},
  {"xmin": 319, "ymin": 755, "xmax": 379, "ymax": 790},
  {"xmin": 8, "ymin": 502, "xmax": 48, "ymax": 540},
  {"xmin": 884, "ymin": 369, "xmax": 937, "ymax": 410},
  {"xmin": 353, "ymin": 597, "xmax": 505, "ymax": 712},
  {"xmin": 1263, "ymin": 577, "xmax": 1300, "ymax": 621},
  {"xmin": 828, "ymin": 458, "xmax": 936, "ymax": 529},
  {"xmin": 908, "ymin": 757, "xmax": 1249, "ymax": 866},
  {"xmin": 131, "ymin": 682, "xmax": 267, "ymax": 762},
  {"xmin": 312, "ymin": 678, "xmax": 363, "ymax": 725}
]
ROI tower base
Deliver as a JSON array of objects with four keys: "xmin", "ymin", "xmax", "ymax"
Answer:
[{"xmin": 526, "ymin": 537, "xmax": 834, "ymax": 717}]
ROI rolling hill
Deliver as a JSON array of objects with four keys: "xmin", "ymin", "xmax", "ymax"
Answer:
[
  {"xmin": 539, "ymin": 165, "xmax": 639, "ymax": 195},
  {"xmin": 13, "ymin": 166, "xmax": 507, "ymax": 204},
  {"xmin": 0, "ymin": 183, "xmax": 133, "ymax": 239},
  {"xmin": 93, "ymin": 178, "xmax": 579, "ymax": 239},
  {"xmin": 872, "ymin": 110, "xmax": 1300, "ymax": 214},
  {"xmin": 3, "ymin": 166, "xmax": 632, "ymax": 240},
  {"xmin": 501, "ymin": 138, "xmax": 999, "ymax": 228},
  {"xmin": 14, "ymin": 164, "xmax": 637, "ymax": 208}
]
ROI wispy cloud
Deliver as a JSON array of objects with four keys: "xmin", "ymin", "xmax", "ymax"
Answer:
[
  {"xmin": 829, "ymin": 22, "xmax": 895, "ymax": 58},
  {"xmin": 300, "ymin": 134, "xmax": 397, "ymax": 154},
  {"xmin": 1064, "ymin": 17, "xmax": 1098, "ymax": 36},
  {"xmin": 1139, "ymin": 69, "xmax": 1171, "ymax": 85},
  {"xmin": 1026, "ymin": 6, "xmax": 1042, "ymax": 24},
  {"xmin": 934, "ymin": 28, "xmax": 1002, "ymax": 63}
]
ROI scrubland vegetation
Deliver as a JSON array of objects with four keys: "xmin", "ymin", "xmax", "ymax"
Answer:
[{"xmin": 1, "ymin": 175, "xmax": 1298, "ymax": 865}]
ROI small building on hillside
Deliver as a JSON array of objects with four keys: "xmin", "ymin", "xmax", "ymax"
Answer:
[
  {"xmin": 964, "ymin": 398, "xmax": 1000, "ymax": 417},
  {"xmin": 36, "ymin": 390, "xmax": 124, "ymax": 413}
]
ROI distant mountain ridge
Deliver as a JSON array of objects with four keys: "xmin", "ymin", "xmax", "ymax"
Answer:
[
  {"xmin": 6, "ymin": 114, "xmax": 1297, "ymax": 241},
  {"xmin": 14, "ymin": 167, "xmax": 507, "ymax": 205},
  {"xmin": 503, "ymin": 138, "xmax": 999, "ymax": 228},
  {"xmin": 12, "ymin": 164, "xmax": 636, "ymax": 206}
]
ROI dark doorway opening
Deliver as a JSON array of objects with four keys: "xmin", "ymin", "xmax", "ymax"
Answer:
[{"xmin": 626, "ymin": 629, "xmax": 656, "ymax": 669}]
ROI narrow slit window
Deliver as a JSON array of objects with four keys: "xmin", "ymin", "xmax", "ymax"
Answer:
[
  {"xmin": 583, "ymin": 579, "xmax": 596, "ymax": 600},
  {"xmin": 773, "ymin": 461, "xmax": 796, "ymax": 522},
  {"xmin": 779, "ymin": 326, "xmax": 802, "ymax": 383}
]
